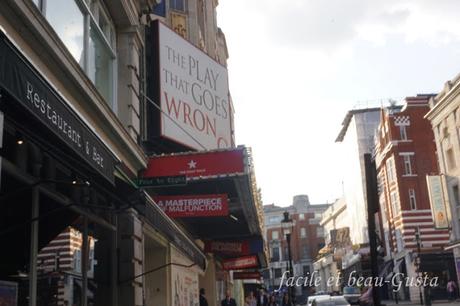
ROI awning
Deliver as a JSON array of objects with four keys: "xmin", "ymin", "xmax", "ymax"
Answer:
[
  {"xmin": 141, "ymin": 146, "xmax": 267, "ymax": 268},
  {"xmin": 131, "ymin": 190, "xmax": 207, "ymax": 270},
  {"xmin": 444, "ymin": 240, "xmax": 460, "ymax": 251}
]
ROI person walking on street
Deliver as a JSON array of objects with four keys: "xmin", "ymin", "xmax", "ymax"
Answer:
[
  {"xmin": 281, "ymin": 292, "xmax": 292, "ymax": 306},
  {"xmin": 267, "ymin": 295, "xmax": 278, "ymax": 306},
  {"xmin": 200, "ymin": 288, "xmax": 209, "ymax": 306},
  {"xmin": 447, "ymin": 279, "xmax": 457, "ymax": 301},
  {"xmin": 247, "ymin": 291, "xmax": 257, "ymax": 306},
  {"xmin": 257, "ymin": 289, "xmax": 268, "ymax": 306},
  {"xmin": 222, "ymin": 290, "xmax": 237, "ymax": 306}
]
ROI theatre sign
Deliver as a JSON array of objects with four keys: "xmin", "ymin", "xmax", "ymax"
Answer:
[
  {"xmin": 148, "ymin": 20, "xmax": 232, "ymax": 150},
  {"xmin": 152, "ymin": 194, "xmax": 228, "ymax": 218}
]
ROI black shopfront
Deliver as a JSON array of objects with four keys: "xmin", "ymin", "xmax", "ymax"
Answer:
[
  {"xmin": 0, "ymin": 28, "xmax": 207, "ymax": 306},
  {"xmin": 0, "ymin": 28, "xmax": 124, "ymax": 306}
]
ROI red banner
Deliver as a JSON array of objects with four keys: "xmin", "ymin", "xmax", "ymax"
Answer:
[
  {"xmin": 144, "ymin": 148, "xmax": 245, "ymax": 179},
  {"xmin": 204, "ymin": 240, "xmax": 250, "ymax": 255},
  {"xmin": 152, "ymin": 194, "xmax": 228, "ymax": 217},
  {"xmin": 233, "ymin": 272, "xmax": 262, "ymax": 280},
  {"xmin": 222, "ymin": 255, "xmax": 258, "ymax": 270}
]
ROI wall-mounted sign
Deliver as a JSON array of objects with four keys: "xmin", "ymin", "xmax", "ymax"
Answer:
[
  {"xmin": 144, "ymin": 148, "xmax": 245, "ymax": 179},
  {"xmin": 152, "ymin": 194, "xmax": 228, "ymax": 217},
  {"xmin": 426, "ymin": 175, "xmax": 449, "ymax": 229},
  {"xmin": 233, "ymin": 271, "xmax": 262, "ymax": 280},
  {"xmin": 0, "ymin": 32, "xmax": 115, "ymax": 184},
  {"xmin": 222, "ymin": 255, "xmax": 258, "ymax": 270},
  {"xmin": 204, "ymin": 239, "xmax": 263, "ymax": 255},
  {"xmin": 151, "ymin": 20, "xmax": 232, "ymax": 150}
]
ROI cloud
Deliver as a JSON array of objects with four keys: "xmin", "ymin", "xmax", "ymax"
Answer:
[{"xmin": 241, "ymin": 0, "xmax": 460, "ymax": 51}]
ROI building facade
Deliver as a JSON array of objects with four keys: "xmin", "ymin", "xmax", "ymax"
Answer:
[
  {"xmin": 336, "ymin": 108, "xmax": 381, "ymax": 246},
  {"xmin": 263, "ymin": 195, "xmax": 329, "ymax": 296},
  {"xmin": 0, "ymin": 1, "xmax": 264, "ymax": 306},
  {"xmin": 313, "ymin": 198, "xmax": 350, "ymax": 293},
  {"xmin": 426, "ymin": 74, "xmax": 460, "ymax": 287},
  {"xmin": 335, "ymin": 108, "xmax": 381, "ymax": 276},
  {"xmin": 375, "ymin": 96, "xmax": 453, "ymax": 302}
]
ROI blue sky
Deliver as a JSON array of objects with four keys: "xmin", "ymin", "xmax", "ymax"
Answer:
[{"xmin": 217, "ymin": 0, "xmax": 460, "ymax": 206}]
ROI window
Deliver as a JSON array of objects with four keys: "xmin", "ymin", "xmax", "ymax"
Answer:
[
  {"xmin": 447, "ymin": 148, "xmax": 456, "ymax": 170},
  {"xmin": 268, "ymin": 216, "xmax": 282, "ymax": 224},
  {"xmin": 302, "ymin": 246, "xmax": 309, "ymax": 258},
  {"xmin": 314, "ymin": 212, "xmax": 322, "ymax": 219},
  {"xmin": 453, "ymin": 185, "xmax": 460, "ymax": 207},
  {"xmin": 316, "ymin": 227, "xmax": 324, "ymax": 238},
  {"xmin": 299, "ymin": 213, "xmax": 305, "ymax": 220},
  {"xmin": 284, "ymin": 247, "xmax": 289, "ymax": 260},
  {"xmin": 170, "ymin": 0, "xmax": 185, "ymax": 11},
  {"xmin": 390, "ymin": 192, "xmax": 400, "ymax": 216},
  {"xmin": 274, "ymin": 268, "xmax": 282, "ymax": 278},
  {"xmin": 399, "ymin": 126, "xmax": 408, "ymax": 140},
  {"xmin": 386, "ymin": 157, "xmax": 396, "ymax": 182},
  {"xmin": 300, "ymin": 227, "xmax": 306, "ymax": 238},
  {"xmin": 271, "ymin": 247, "xmax": 280, "ymax": 262},
  {"xmin": 37, "ymin": 0, "xmax": 116, "ymax": 108},
  {"xmin": 409, "ymin": 189, "xmax": 417, "ymax": 210},
  {"xmin": 74, "ymin": 249, "xmax": 82, "ymax": 273},
  {"xmin": 303, "ymin": 265, "xmax": 310, "ymax": 276},
  {"xmin": 403, "ymin": 155, "xmax": 413, "ymax": 175},
  {"xmin": 271, "ymin": 230, "xmax": 279, "ymax": 240}
]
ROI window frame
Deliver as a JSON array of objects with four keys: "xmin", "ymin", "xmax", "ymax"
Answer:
[
  {"xmin": 409, "ymin": 188, "xmax": 417, "ymax": 210},
  {"xmin": 399, "ymin": 125, "xmax": 408, "ymax": 140},
  {"xmin": 170, "ymin": 0, "xmax": 186, "ymax": 12},
  {"xmin": 403, "ymin": 155, "xmax": 412, "ymax": 175},
  {"xmin": 390, "ymin": 191, "xmax": 400, "ymax": 217},
  {"xmin": 316, "ymin": 227, "xmax": 324, "ymax": 238},
  {"xmin": 386, "ymin": 157, "xmax": 396, "ymax": 182},
  {"xmin": 300, "ymin": 227, "xmax": 306, "ymax": 238},
  {"xmin": 34, "ymin": 0, "xmax": 118, "ymax": 109}
]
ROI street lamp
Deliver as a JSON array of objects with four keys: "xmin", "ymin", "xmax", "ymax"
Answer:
[{"xmin": 282, "ymin": 211, "xmax": 295, "ymax": 305}]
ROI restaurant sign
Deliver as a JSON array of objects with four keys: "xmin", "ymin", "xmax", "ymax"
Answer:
[{"xmin": 0, "ymin": 31, "xmax": 116, "ymax": 184}]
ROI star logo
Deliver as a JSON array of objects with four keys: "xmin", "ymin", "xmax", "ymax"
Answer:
[{"xmin": 188, "ymin": 160, "xmax": 197, "ymax": 169}]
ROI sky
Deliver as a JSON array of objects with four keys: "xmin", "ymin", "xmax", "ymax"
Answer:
[{"xmin": 216, "ymin": 0, "xmax": 460, "ymax": 207}]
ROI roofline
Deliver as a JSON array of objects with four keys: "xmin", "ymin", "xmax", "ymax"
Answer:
[{"xmin": 335, "ymin": 107, "xmax": 381, "ymax": 142}]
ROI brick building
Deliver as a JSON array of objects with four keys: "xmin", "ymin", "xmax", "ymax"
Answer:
[
  {"xmin": 263, "ymin": 195, "xmax": 329, "ymax": 295},
  {"xmin": 374, "ymin": 95, "xmax": 454, "ymax": 302}
]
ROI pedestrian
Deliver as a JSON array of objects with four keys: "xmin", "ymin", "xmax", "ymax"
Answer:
[
  {"xmin": 247, "ymin": 291, "xmax": 256, "ymax": 306},
  {"xmin": 200, "ymin": 288, "xmax": 209, "ymax": 306},
  {"xmin": 447, "ymin": 279, "xmax": 457, "ymax": 301},
  {"xmin": 281, "ymin": 292, "xmax": 292, "ymax": 306},
  {"xmin": 222, "ymin": 289, "xmax": 237, "ymax": 306},
  {"xmin": 257, "ymin": 289, "xmax": 268, "ymax": 306},
  {"xmin": 267, "ymin": 295, "xmax": 278, "ymax": 306}
]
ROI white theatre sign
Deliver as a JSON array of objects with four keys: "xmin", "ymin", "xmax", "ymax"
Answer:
[{"xmin": 157, "ymin": 21, "xmax": 231, "ymax": 150}]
